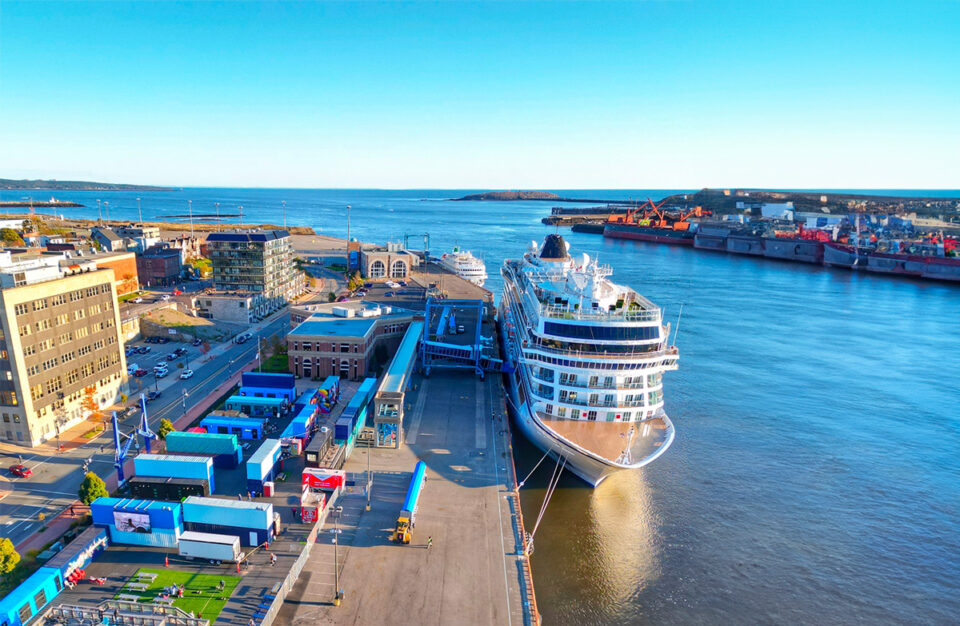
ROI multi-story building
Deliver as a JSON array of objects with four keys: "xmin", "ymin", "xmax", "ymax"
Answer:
[
  {"xmin": 206, "ymin": 230, "xmax": 304, "ymax": 311},
  {"xmin": 136, "ymin": 244, "xmax": 182, "ymax": 287},
  {"xmin": 0, "ymin": 260, "xmax": 126, "ymax": 447},
  {"xmin": 286, "ymin": 302, "xmax": 416, "ymax": 380}
]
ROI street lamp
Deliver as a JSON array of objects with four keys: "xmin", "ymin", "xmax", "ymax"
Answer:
[
  {"xmin": 333, "ymin": 505, "xmax": 343, "ymax": 606},
  {"xmin": 137, "ymin": 197, "xmax": 142, "ymax": 223},
  {"xmin": 181, "ymin": 388, "xmax": 189, "ymax": 419},
  {"xmin": 365, "ymin": 439, "xmax": 372, "ymax": 512}
]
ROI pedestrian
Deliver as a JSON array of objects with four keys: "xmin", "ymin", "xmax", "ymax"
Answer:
[
  {"xmin": 237, "ymin": 493, "xmax": 242, "ymax": 501},
  {"xmin": 70, "ymin": 505, "xmax": 75, "ymax": 516},
  {"xmin": 427, "ymin": 536, "xmax": 433, "ymax": 549},
  {"xmin": 270, "ymin": 552, "xmax": 277, "ymax": 566}
]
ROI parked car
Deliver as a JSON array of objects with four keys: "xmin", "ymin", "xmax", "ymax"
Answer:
[
  {"xmin": 147, "ymin": 390, "xmax": 161, "ymax": 402},
  {"xmin": 166, "ymin": 353, "xmax": 178, "ymax": 361},
  {"xmin": 235, "ymin": 332, "xmax": 253, "ymax": 344},
  {"xmin": 133, "ymin": 297, "xmax": 143, "ymax": 304},
  {"xmin": 192, "ymin": 337, "xmax": 203, "ymax": 346},
  {"xmin": 127, "ymin": 364, "xmax": 140, "ymax": 374},
  {"xmin": 160, "ymin": 295, "xmax": 171, "ymax": 301},
  {"xmin": 385, "ymin": 291, "xmax": 395, "ymax": 297},
  {"xmin": 457, "ymin": 325, "xmax": 465, "ymax": 334},
  {"xmin": 137, "ymin": 346, "xmax": 151, "ymax": 354},
  {"xmin": 157, "ymin": 337, "xmax": 170, "ymax": 344},
  {"xmin": 398, "ymin": 280, "xmax": 407, "ymax": 287},
  {"xmin": 9, "ymin": 464, "xmax": 32, "ymax": 478},
  {"xmin": 133, "ymin": 369, "xmax": 148, "ymax": 377},
  {"xmin": 156, "ymin": 369, "xmax": 169, "ymax": 378},
  {"xmin": 118, "ymin": 406, "xmax": 140, "ymax": 419},
  {"xmin": 174, "ymin": 347, "xmax": 187, "ymax": 356},
  {"xmin": 180, "ymin": 370, "xmax": 194, "ymax": 380}
]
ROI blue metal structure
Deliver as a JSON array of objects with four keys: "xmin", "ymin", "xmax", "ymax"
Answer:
[
  {"xmin": 114, "ymin": 394, "xmax": 156, "ymax": 485},
  {"xmin": 420, "ymin": 298, "xmax": 493, "ymax": 377},
  {"xmin": 402, "ymin": 461, "xmax": 427, "ymax": 517}
]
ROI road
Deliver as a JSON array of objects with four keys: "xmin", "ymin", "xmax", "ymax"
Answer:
[{"xmin": 0, "ymin": 313, "xmax": 289, "ymax": 547}]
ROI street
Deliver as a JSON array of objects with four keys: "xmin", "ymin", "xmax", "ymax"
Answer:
[{"xmin": 0, "ymin": 312, "xmax": 289, "ymax": 547}]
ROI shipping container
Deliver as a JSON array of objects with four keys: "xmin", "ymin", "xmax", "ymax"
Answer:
[
  {"xmin": 334, "ymin": 417, "xmax": 352, "ymax": 442},
  {"xmin": 178, "ymin": 531, "xmax": 242, "ymax": 563},
  {"xmin": 200, "ymin": 414, "xmax": 265, "ymax": 440},
  {"xmin": 304, "ymin": 429, "xmax": 332, "ymax": 467},
  {"xmin": 0, "ymin": 566, "xmax": 62, "ymax": 626},
  {"xmin": 182, "ymin": 497, "xmax": 276, "ymax": 547},
  {"xmin": 128, "ymin": 476, "xmax": 210, "ymax": 501},
  {"xmin": 44, "ymin": 527, "xmax": 108, "ymax": 580},
  {"xmin": 224, "ymin": 395, "xmax": 288, "ymax": 418},
  {"xmin": 165, "ymin": 431, "xmax": 242, "ymax": 468},
  {"xmin": 246, "ymin": 439, "xmax": 282, "ymax": 492},
  {"xmin": 133, "ymin": 454, "xmax": 216, "ymax": 493},
  {"xmin": 240, "ymin": 372, "xmax": 297, "ymax": 402},
  {"xmin": 90, "ymin": 497, "xmax": 183, "ymax": 530}
]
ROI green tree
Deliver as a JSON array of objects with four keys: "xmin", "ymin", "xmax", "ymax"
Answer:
[
  {"xmin": 0, "ymin": 537, "xmax": 20, "ymax": 578},
  {"xmin": 327, "ymin": 291, "xmax": 337, "ymax": 302},
  {"xmin": 346, "ymin": 271, "xmax": 363, "ymax": 291},
  {"xmin": 78, "ymin": 472, "xmax": 109, "ymax": 505},
  {"xmin": 157, "ymin": 418, "xmax": 175, "ymax": 440},
  {"xmin": 0, "ymin": 228, "xmax": 24, "ymax": 245}
]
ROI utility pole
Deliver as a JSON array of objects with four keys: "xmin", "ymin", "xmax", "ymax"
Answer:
[
  {"xmin": 137, "ymin": 197, "xmax": 142, "ymax": 223},
  {"xmin": 181, "ymin": 388, "xmax": 188, "ymax": 419},
  {"xmin": 333, "ymin": 505, "xmax": 343, "ymax": 606},
  {"xmin": 346, "ymin": 205, "xmax": 351, "ymax": 248}
]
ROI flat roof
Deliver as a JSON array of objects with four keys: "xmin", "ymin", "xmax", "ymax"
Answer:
[
  {"xmin": 206, "ymin": 229, "xmax": 289, "ymax": 243},
  {"xmin": 202, "ymin": 414, "xmax": 265, "ymax": 425},
  {"xmin": 183, "ymin": 496, "xmax": 272, "ymax": 511},
  {"xmin": 381, "ymin": 321, "xmax": 424, "ymax": 394},
  {"xmin": 248, "ymin": 439, "xmax": 281, "ymax": 464},
  {"xmin": 289, "ymin": 303, "xmax": 414, "ymax": 338}
]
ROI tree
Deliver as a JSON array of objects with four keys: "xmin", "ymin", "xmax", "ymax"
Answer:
[
  {"xmin": 157, "ymin": 418, "xmax": 175, "ymax": 440},
  {"xmin": 0, "ymin": 538, "xmax": 20, "ymax": 578},
  {"xmin": 0, "ymin": 228, "xmax": 24, "ymax": 245},
  {"xmin": 80, "ymin": 386, "xmax": 103, "ymax": 430},
  {"xmin": 78, "ymin": 472, "xmax": 109, "ymax": 505},
  {"xmin": 347, "ymin": 271, "xmax": 363, "ymax": 291},
  {"xmin": 327, "ymin": 292, "xmax": 337, "ymax": 302}
]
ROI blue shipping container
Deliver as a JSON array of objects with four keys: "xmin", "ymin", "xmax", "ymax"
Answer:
[
  {"xmin": 246, "ymin": 439, "xmax": 282, "ymax": 491},
  {"xmin": 0, "ymin": 566, "xmax": 62, "ymax": 626},
  {"xmin": 134, "ymin": 454, "xmax": 216, "ymax": 493},
  {"xmin": 334, "ymin": 417, "xmax": 351, "ymax": 441},
  {"xmin": 90, "ymin": 497, "xmax": 183, "ymax": 530},
  {"xmin": 182, "ymin": 496, "xmax": 274, "ymax": 530}
]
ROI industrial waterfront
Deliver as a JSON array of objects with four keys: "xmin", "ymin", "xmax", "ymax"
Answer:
[{"xmin": 2, "ymin": 189, "xmax": 959, "ymax": 625}]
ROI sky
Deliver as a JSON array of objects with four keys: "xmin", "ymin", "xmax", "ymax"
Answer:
[{"xmin": 0, "ymin": 0, "xmax": 958, "ymax": 189}]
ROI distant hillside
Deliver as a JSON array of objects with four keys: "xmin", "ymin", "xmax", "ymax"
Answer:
[
  {"xmin": 0, "ymin": 178, "xmax": 173, "ymax": 191},
  {"xmin": 455, "ymin": 191, "xmax": 561, "ymax": 201}
]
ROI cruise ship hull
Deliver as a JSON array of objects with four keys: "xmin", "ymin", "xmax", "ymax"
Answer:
[{"xmin": 498, "ymin": 319, "xmax": 675, "ymax": 487}]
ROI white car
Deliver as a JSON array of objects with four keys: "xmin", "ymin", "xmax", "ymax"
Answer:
[
  {"xmin": 160, "ymin": 295, "xmax": 171, "ymax": 301},
  {"xmin": 156, "ymin": 369, "xmax": 169, "ymax": 378},
  {"xmin": 180, "ymin": 370, "xmax": 194, "ymax": 380},
  {"xmin": 133, "ymin": 297, "xmax": 143, "ymax": 304},
  {"xmin": 127, "ymin": 364, "xmax": 140, "ymax": 375}
]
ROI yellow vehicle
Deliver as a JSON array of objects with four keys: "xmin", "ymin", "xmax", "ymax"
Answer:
[{"xmin": 392, "ymin": 461, "xmax": 426, "ymax": 544}]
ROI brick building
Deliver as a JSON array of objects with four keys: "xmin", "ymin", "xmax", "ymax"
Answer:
[
  {"xmin": 136, "ymin": 245, "xmax": 182, "ymax": 287},
  {"xmin": 286, "ymin": 302, "xmax": 416, "ymax": 380}
]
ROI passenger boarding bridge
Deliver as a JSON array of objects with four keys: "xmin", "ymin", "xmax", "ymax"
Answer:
[{"xmin": 373, "ymin": 320, "xmax": 424, "ymax": 448}]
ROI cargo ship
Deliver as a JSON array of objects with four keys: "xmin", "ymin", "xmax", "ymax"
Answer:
[
  {"xmin": 499, "ymin": 234, "xmax": 679, "ymax": 487},
  {"xmin": 602, "ymin": 200, "xmax": 708, "ymax": 245}
]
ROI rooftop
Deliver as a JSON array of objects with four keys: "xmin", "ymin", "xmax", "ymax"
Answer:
[
  {"xmin": 289, "ymin": 301, "xmax": 415, "ymax": 338},
  {"xmin": 206, "ymin": 229, "xmax": 290, "ymax": 243},
  {"xmin": 183, "ymin": 496, "xmax": 272, "ymax": 511},
  {"xmin": 381, "ymin": 321, "xmax": 424, "ymax": 394}
]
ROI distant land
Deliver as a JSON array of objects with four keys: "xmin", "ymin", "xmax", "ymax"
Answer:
[
  {"xmin": 453, "ymin": 190, "xmax": 623, "ymax": 203},
  {"xmin": 0, "ymin": 178, "xmax": 173, "ymax": 192}
]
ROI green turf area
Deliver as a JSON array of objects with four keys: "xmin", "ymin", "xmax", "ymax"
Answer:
[{"xmin": 117, "ymin": 568, "xmax": 241, "ymax": 623}]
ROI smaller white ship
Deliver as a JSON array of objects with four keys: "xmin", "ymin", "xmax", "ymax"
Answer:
[{"xmin": 438, "ymin": 247, "xmax": 488, "ymax": 286}]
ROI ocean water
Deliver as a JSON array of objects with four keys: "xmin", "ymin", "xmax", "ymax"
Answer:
[{"xmin": 11, "ymin": 188, "xmax": 960, "ymax": 624}]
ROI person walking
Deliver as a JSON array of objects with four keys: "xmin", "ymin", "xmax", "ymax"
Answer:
[{"xmin": 427, "ymin": 536, "xmax": 433, "ymax": 549}]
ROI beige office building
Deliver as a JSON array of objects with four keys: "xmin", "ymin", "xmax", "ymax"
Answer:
[{"xmin": 0, "ymin": 268, "xmax": 126, "ymax": 447}]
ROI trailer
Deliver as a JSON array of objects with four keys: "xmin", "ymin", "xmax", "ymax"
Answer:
[
  {"xmin": 393, "ymin": 461, "xmax": 426, "ymax": 544},
  {"xmin": 178, "ymin": 531, "xmax": 243, "ymax": 564}
]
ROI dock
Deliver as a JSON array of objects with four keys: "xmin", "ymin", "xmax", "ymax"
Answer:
[{"xmin": 278, "ymin": 368, "xmax": 538, "ymax": 625}]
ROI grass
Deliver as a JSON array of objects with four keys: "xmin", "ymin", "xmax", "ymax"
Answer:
[
  {"xmin": 118, "ymin": 290, "xmax": 144, "ymax": 303},
  {"xmin": 118, "ymin": 568, "xmax": 240, "ymax": 623},
  {"xmin": 259, "ymin": 352, "xmax": 289, "ymax": 373}
]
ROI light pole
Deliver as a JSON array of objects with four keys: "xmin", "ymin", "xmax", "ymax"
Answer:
[
  {"xmin": 346, "ymin": 205, "xmax": 351, "ymax": 248},
  {"xmin": 333, "ymin": 505, "xmax": 343, "ymax": 606},
  {"xmin": 215, "ymin": 202, "xmax": 220, "ymax": 231},
  {"xmin": 97, "ymin": 199, "xmax": 102, "ymax": 223},
  {"xmin": 137, "ymin": 197, "xmax": 142, "ymax": 223},
  {"xmin": 181, "ymin": 388, "xmax": 189, "ymax": 419},
  {"xmin": 104, "ymin": 201, "xmax": 109, "ymax": 221},
  {"xmin": 188, "ymin": 200, "xmax": 194, "ymax": 238},
  {"xmin": 282, "ymin": 201, "xmax": 286, "ymax": 229},
  {"xmin": 366, "ymin": 440, "xmax": 372, "ymax": 511}
]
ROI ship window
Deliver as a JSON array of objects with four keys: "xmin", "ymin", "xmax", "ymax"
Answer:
[
  {"xmin": 544, "ymin": 322, "xmax": 659, "ymax": 341},
  {"xmin": 546, "ymin": 404, "xmax": 553, "ymax": 415},
  {"xmin": 557, "ymin": 407, "xmax": 566, "ymax": 417},
  {"xmin": 571, "ymin": 409, "xmax": 580, "ymax": 420},
  {"xmin": 587, "ymin": 411, "xmax": 597, "ymax": 421}
]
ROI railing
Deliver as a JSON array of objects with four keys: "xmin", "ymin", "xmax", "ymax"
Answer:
[
  {"xmin": 538, "ymin": 303, "xmax": 660, "ymax": 322},
  {"xmin": 523, "ymin": 342, "xmax": 674, "ymax": 361}
]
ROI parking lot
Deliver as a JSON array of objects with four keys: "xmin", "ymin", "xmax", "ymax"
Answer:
[{"xmin": 124, "ymin": 337, "xmax": 205, "ymax": 395}]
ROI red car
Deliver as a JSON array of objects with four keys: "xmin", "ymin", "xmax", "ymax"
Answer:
[
  {"xmin": 133, "ymin": 368, "xmax": 148, "ymax": 377},
  {"xmin": 9, "ymin": 464, "xmax": 32, "ymax": 478}
]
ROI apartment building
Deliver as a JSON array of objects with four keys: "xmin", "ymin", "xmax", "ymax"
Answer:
[
  {"xmin": 0, "ymin": 264, "xmax": 126, "ymax": 447},
  {"xmin": 206, "ymin": 230, "xmax": 304, "ymax": 311}
]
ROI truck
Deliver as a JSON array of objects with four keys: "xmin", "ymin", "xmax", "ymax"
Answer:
[
  {"xmin": 177, "ymin": 531, "xmax": 243, "ymax": 564},
  {"xmin": 393, "ymin": 461, "xmax": 426, "ymax": 544}
]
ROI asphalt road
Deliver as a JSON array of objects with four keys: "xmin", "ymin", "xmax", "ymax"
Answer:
[{"xmin": 0, "ymin": 313, "xmax": 289, "ymax": 547}]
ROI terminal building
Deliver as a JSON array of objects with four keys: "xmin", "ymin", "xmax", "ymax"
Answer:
[{"xmin": 286, "ymin": 301, "xmax": 417, "ymax": 380}]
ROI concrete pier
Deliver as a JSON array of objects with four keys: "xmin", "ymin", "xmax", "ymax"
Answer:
[{"xmin": 279, "ymin": 370, "xmax": 538, "ymax": 625}]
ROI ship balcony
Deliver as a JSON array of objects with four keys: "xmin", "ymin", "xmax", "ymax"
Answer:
[
  {"xmin": 536, "ymin": 410, "xmax": 674, "ymax": 466},
  {"xmin": 523, "ymin": 342, "xmax": 675, "ymax": 362}
]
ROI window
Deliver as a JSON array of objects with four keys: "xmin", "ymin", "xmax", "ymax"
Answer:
[
  {"xmin": 62, "ymin": 351, "xmax": 76, "ymax": 363},
  {"xmin": 35, "ymin": 319, "xmax": 51, "ymax": 332},
  {"xmin": 32, "ymin": 299, "xmax": 48, "ymax": 312},
  {"xmin": 18, "ymin": 602, "xmax": 33, "ymax": 622},
  {"xmin": 27, "ymin": 365, "xmax": 40, "ymax": 376},
  {"xmin": 302, "ymin": 342, "xmax": 312, "ymax": 351},
  {"xmin": 571, "ymin": 409, "xmax": 581, "ymax": 420},
  {"xmin": 75, "ymin": 327, "xmax": 88, "ymax": 339},
  {"xmin": 543, "ymin": 321, "xmax": 659, "ymax": 341},
  {"xmin": 52, "ymin": 294, "xmax": 67, "ymax": 306},
  {"xmin": 390, "ymin": 260, "xmax": 407, "ymax": 278},
  {"xmin": 14, "ymin": 303, "xmax": 29, "ymax": 315},
  {"xmin": 19, "ymin": 325, "xmax": 31, "ymax": 336},
  {"xmin": 59, "ymin": 332, "xmax": 73, "ymax": 344},
  {"xmin": 341, "ymin": 343, "xmax": 350, "ymax": 352},
  {"xmin": 66, "ymin": 369, "xmax": 80, "ymax": 384},
  {"xmin": 74, "ymin": 309, "xmax": 85, "ymax": 320},
  {"xmin": 557, "ymin": 407, "xmax": 566, "ymax": 418},
  {"xmin": 55, "ymin": 313, "xmax": 69, "ymax": 326},
  {"xmin": 369, "ymin": 260, "xmax": 386, "ymax": 278},
  {"xmin": 587, "ymin": 410, "xmax": 598, "ymax": 421},
  {"xmin": 23, "ymin": 345, "xmax": 36, "ymax": 356}
]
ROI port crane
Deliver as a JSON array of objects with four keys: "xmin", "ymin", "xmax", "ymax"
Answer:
[{"xmin": 609, "ymin": 199, "xmax": 709, "ymax": 230}]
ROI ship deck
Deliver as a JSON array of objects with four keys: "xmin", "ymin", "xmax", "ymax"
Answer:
[{"xmin": 537, "ymin": 412, "xmax": 672, "ymax": 465}]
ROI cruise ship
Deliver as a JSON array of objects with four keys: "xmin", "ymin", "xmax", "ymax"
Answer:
[
  {"xmin": 499, "ymin": 234, "xmax": 679, "ymax": 486},
  {"xmin": 438, "ymin": 247, "xmax": 488, "ymax": 286}
]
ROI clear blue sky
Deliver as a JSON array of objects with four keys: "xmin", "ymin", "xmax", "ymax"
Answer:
[{"xmin": 1, "ymin": 1, "xmax": 957, "ymax": 188}]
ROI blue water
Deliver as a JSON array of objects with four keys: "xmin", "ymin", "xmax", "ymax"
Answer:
[{"xmin": 10, "ymin": 188, "xmax": 960, "ymax": 623}]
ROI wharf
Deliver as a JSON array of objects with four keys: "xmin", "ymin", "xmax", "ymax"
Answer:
[{"xmin": 278, "ymin": 370, "xmax": 538, "ymax": 625}]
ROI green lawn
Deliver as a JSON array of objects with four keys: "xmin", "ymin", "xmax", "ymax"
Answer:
[
  {"xmin": 118, "ymin": 290, "xmax": 144, "ymax": 303},
  {"xmin": 118, "ymin": 568, "xmax": 241, "ymax": 623},
  {"xmin": 259, "ymin": 353, "xmax": 289, "ymax": 373}
]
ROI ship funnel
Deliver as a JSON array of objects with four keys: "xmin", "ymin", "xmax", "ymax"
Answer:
[{"xmin": 539, "ymin": 234, "xmax": 570, "ymax": 261}]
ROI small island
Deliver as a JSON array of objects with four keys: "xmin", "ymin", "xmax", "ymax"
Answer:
[
  {"xmin": 0, "ymin": 178, "xmax": 173, "ymax": 192},
  {"xmin": 454, "ymin": 191, "xmax": 562, "ymax": 201}
]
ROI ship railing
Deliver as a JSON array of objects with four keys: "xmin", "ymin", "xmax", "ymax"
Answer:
[
  {"xmin": 524, "ymin": 342, "xmax": 675, "ymax": 360},
  {"xmin": 538, "ymin": 303, "xmax": 660, "ymax": 322},
  {"xmin": 556, "ymin": 397, "xmax": 648, "ymax": 409}
]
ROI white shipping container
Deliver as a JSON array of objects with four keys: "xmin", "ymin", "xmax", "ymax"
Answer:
[{"xmin": 178, "ymin": 531, "xmax": 242, "ymax": 562}]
